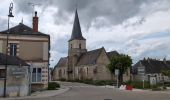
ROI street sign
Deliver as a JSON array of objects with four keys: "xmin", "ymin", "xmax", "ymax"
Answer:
[
  {"xmin": 115, "ymin": 69, "xmax": 119, "ymax": 75},
  {"xmin": 10, "ymin": 68, "xmax": 26, "ymax": 78}
]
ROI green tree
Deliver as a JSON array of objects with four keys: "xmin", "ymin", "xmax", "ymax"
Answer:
[
  {"xmin": 108, "ymin": 54, "xmax": 132, "ymax": 86},
  {"xmin": 161, "ymin": 70, "xmax": 170, "ymax": 76},
  {"xmin": 161, "ymin": 70, "xmax": 170, "ymax": 86}
]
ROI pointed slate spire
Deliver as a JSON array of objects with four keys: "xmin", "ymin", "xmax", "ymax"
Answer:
[{"xmin": 69, "ymin": 9, "xmax": 85, "ymax": 41}]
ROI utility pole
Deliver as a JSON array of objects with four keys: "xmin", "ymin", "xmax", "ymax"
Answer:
[{"xmin": 4, "ymin": 3, "xmax": 14, "ymax": 97}]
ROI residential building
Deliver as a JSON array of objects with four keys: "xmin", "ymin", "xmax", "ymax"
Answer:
[
  {"xmin": 132, "ymin": 58, "xmax": 170, "ymax": 85},
  {"xmin": 0, "ymin": 53, "xmax": 30, "ymax": 97},
  {"xmin": 0, "ymin": 11, "xmax": 50, "ymax": 91},
  {"xmin": 53, "ymin": 10, "xmax": 130, "ymax": 81}
]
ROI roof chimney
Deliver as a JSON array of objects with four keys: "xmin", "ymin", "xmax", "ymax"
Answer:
[{"xmin": 33, "ymin": 11, "xmax": 38, "ymax": 32}]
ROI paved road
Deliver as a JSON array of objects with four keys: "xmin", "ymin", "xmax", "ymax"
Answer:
[{"xmin": 11, "ymin": 82, "xmax": 170, "ymax": 100}]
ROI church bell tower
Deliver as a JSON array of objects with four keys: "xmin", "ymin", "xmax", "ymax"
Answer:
[
  {"xmin": 68, "ymin": 9, "xmax": 86, "ymax": 56},
  {"xmin": 67, "ymin": 9, "xmax": 87, "ymax": 80}
]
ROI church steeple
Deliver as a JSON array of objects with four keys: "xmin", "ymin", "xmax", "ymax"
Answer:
[
  {"xmin": 68, "ymin": 9, "xmax": 87, "ymax": 57},
  {"xmin": 67, "ymin": 8, "xmax": 87, "ymax": 80},
  {"xmin": 69, "ymin": 9, "xmax": 85, "ymax": 41}
]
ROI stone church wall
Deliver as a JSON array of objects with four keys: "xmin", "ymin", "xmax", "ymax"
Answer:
[
  {"xmin": 52, "ymin": 67, "xmax": 67, "ymax": 80},
  {"xmin": 96, "ymin": 49, "xmax": 112, "ymax": 80}
]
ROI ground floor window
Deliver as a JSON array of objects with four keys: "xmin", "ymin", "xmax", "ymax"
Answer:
[
  {"xmin": 32, "ymin": 68, "xmax": 42, "ymax": 82},
  {"xmin": 0, "ymin": 69, "xmax": 5, "ymax": 78},
  {"xmin": 86, "ymin": 67, "xmax": 88, "ymax": 75}
]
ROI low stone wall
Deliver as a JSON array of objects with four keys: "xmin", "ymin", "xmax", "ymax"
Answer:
[
  {"xmin": 0, "ymin": 65, "xmax": 30, "ymax": 97},
  {"xmin": 0, "ymin": 85, "xmax": 29, "ymax": 97},
  {"xmin": 31, "ymin": 84, "xmax": 48, "ymax": 91}
]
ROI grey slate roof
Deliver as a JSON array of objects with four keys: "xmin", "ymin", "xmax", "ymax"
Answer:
[
  {"xmin": 0, "ymin": 53, "xmax": 29, "ymax": 66},
  {"xmin": 107, "ymin": 51, "xmax": 119, "ymax": 60},
  {"xmin": 69, "ymin": 10, "xmax": 85, "ymax": 41},
  {"xmin": 0, "ymin": 23, "xmax": 49, "ymax": 37},
  {"xmin": 133, "ymin": 58, "xmax": 170, "ymax": 74},
  {"xmin": 55, "ymin": 57, "xmax": 68, "ymax": 68},
  {"xmin": 55, "ymin": 47, "xmax": 120, "ymax": 68},
  {"xmin": 76, "ymin": 47, "xmax": 104, "ymax": 66}
]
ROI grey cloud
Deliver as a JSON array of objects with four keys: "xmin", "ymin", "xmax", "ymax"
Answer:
[
  {"xmin": 53, "ymin": 11, "xmax": 70, "ymax": 25},
  {"xmin": 123, "ymin": 17, "xmax": 146, "ymax": 28},
  {"xmin": 13, "ymin": 0, "xmax": 163, "ymax": 28},
  {"xmin": 138, "ymin": 42, "xmax": 170, "ymax": 60},
  {"xmin": 14, "ymin": 0, "xmax": 49, "ymax": 14},
  {"xmin": 12, "ymin": 0, "xmax": 170, "ymax": 66},
  {"xmin": 128, "ymin": 30, "xmax": 170, "ymax": 43},
  {"xmin": 0, "ymin": 18, "xmax": 7, "ymax": 30},
  {"xmin": 51, "ymin": 35, "xmax": 69, "ymax": 54},
  {"xmin": 140, "ymin": 31, "xmax": 170, "ymax": 40}
]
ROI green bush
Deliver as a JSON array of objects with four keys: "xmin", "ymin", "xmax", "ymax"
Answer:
[
  {"xmin": 48, "ymin": 82, "xmax": 60, "ymax": 90},
  {"xmin": 66, "ymin": 79, "xmax": 116, "ymax": 86},
  {"xmin": 68, "ymin": 79, "xmax": 84, "ymax": 83},
  {"xmin": 124, "ymin": 81, "xmax": 150, "ymax": 89},
  {"xmin": 82, "ymin": 80, "xmax": 116, "ymax": 86},
  {"xmin": 59, "ymin": 78, "xmax": 66, "ymax": 81},
  {"xmin": 93, "ymin": 80, "xmax": 106, "ymax": 86},
  {"xmin": 83, "ymin": 79, "xmax": 93, "ymax": 84},
  {"xmin": 164, "ymin": 82, "xmax": 170, "ymax": 87},
  {"xmin": 152, "ymin": 87, "xmax": 161, "ymax": 91},
  {"xmin": 74, "ymin": 79, "xmax": 80, "ymax": 82},
  {"xmin": 125, "ymin": 81, "xmax": 165, "ymax": 91},
  {"xmin": 105, "ymin": 80, "xmax": 116, "ymax": 86},
  {"xmin": 163, "ymin": 86, "xmax": 167, "ymax": 90},
  {"xmin": 151, "ymin": 85, "xmax": 158, "ymax": 89}
]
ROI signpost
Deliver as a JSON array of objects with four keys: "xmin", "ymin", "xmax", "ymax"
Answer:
[
  {"xmin": 138, "ymin": 67, "xmax": 145, "ymax": 89},
  {"xmin": 11, "ymin": 68, "xmax": 26, "ymax": 78},
  {"xmin": 142, "ymin": 79, "xmax": 145, "ymax": 89},
  {"xmin": 115, "ymin": 69, "xmax": 119, "ymax": 88}
]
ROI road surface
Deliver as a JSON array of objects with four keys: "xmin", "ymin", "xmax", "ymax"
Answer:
[{"xmin": 10, "ymin": 82, "xmax": 170, "ymax": 100}]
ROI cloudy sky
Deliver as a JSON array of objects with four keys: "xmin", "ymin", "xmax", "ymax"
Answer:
[{"xmin": 0, "ymin": 0, "xmax": 170, "ymax": 67}]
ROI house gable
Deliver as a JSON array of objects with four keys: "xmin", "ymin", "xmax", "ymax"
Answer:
[
  {"xmin": 96, "ymin": 48, "xmax": 112, "ymax": 80},
  {"xmin": 96, "ymin": 48, "xmax": 110, "ymax": 65}
]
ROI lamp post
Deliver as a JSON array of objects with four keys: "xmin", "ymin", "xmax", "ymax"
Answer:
[{"xmin": 4, "ymin": 3, "xmax": 14, "ymax": 97}]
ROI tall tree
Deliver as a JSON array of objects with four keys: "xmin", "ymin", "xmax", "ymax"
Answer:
[
  {"xmin": 161, "ymin": 70, "xmax": 170, "ymax": 86},
  {"xmin": 108, "ymin": 54, "xmax": 132, "ymax": 86},
  {"xmin": 161, "ymin": 70, "xmax": 170, "ymax": 77}
]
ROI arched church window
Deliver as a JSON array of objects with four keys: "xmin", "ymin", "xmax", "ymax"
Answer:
[
  {"xmin": 71, "ymin": 44, "xmax": 72, "ymax": 49},
  {"xmin": 79, "ymin": 44, "xmax": 81, "ymax": 49}
]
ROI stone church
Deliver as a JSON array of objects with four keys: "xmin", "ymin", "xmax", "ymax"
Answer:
[{"xmin": 53, "ymin": 10, "xmax": 130, "ymax": 81}]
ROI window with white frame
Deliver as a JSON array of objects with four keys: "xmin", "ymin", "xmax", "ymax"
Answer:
[
  {"xmin": 9, "ymin": 43, "xmax": 17, "ymax": 56},
  {"xmin": 32, "ymin": 68, "xmax": 42, "ymax": 82}
]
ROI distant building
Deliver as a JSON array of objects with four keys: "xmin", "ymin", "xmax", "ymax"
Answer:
[
  {"xmin": 53, "ymin": 10, "xmax": 130, "ymax": 81},
  {"xmin": 132, "ymin": 58, "xmax": 170, "ymax": 85},
  {"xmin": 0, "ymin": 53, "xmax": 30, "ymax": 97},
  {"xmin": 0, "ymin": 11, "xmax": 50, "ymax": 91}
]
